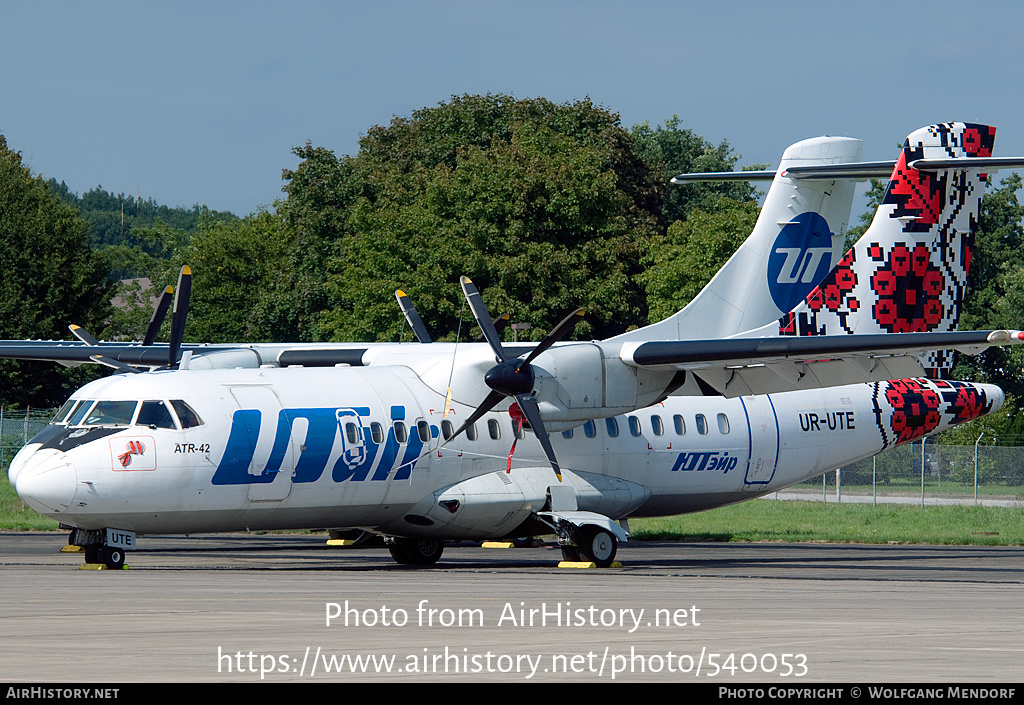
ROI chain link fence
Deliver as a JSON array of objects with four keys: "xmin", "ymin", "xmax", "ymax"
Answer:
[
  {"xmin": 795, "ymin": 440, "xmax": 1024, "ymax": 504},
  {"xmin": 1, "ymin": 408, "xmax": 55, "ymax": 472}
]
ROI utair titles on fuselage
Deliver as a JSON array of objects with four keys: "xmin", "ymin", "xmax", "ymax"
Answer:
[{"xmin": 7, "ymin": 121, "xmax": 1024, "ymax": 568}]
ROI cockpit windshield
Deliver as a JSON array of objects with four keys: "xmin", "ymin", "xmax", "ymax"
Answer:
[
  {"xmin": 83, "ymin": 400, "xmax": 138, "ymax": 426},
  {"xmin": 53, "ymin": 397, "xmax": 204, "ymax": 429}
]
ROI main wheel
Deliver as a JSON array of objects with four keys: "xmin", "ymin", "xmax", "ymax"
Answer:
[
  {"xmin": 388, "ymin": 538, "xmax": 443, "ymax": 566},
  {"xmin": 576, "ymin": 526, "xmax": 617, "ymax": 567}
]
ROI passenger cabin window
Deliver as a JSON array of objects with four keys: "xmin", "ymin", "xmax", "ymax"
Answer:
[
  {"xmin": 84, "ymin": 400, "xmax": 137, "ymax": 426},
  {"xmin": 651, "ymin": 415, "xmax": 664, "ymax": 436},
  {"xmin": 628, "ymin": 416, "xmax": 641, "ymax": 437},
  {"xmin": 466, "ymin": 423, "xmax": 478, "ymax": 441},
  {"xmin": 170, "ymin": 400, "xmax": 203, "ymax": 428},
  {"xmin": 717, "ymin": 413, "xmax": 731, "ymax": 434},
  {"xmin": 371, "ymin": 422, "xmax": 384, "ymax": 444},
  {"xmin": 488, "ymin": 419, "xmax": 501, "ymax": 440},
  {"xmin": 583, "ymin": 420, "xmax": 597, "ymax": 438},
  {"xmin": 605, "ymin": 417, "xmax": 619, "ymax": 438},
  {"xmin": 673, "ymin": 414, "xmax": 685, "ymax": 435},
  {"xmin": 562, "ymin": 428, "xmax": 574, "ymax": 439},
  {"xmin": 137, "ymin": 400, "xmax": 176, "ymax": 430},
  {"xmin": 695, "ymin": 414, "xmax": 708, "ymax": 435},
  {"xmin": 393, "ymin": 421, "xmax": 408, "ymax": 443},
  {"xmin": 441, "ymin": 420, "xmax": 454, "ymax": 441},
  {"xmin": 417, "ymin": 420, "xmax": 431, "ymax": 443},
  {"xmin": 514, "ymin": 421, "xmax": 525, "ymax": 440},
  {"xmin": 345, "ymin": 423, "xmax": 359, "ymax": 445}
]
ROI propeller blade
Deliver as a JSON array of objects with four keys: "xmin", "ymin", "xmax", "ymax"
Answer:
[
  {"xmin": 168, "ymin": 266, "xmax": 192, "ymax": 366},
  {"xmin": 69, "ymin": 325, "xmax": 99, "ymax": 346},
  {"xmin": 476, "ymin": 314, "xmax": 510, "ymax": 343},
  {"xmin": 395, "ymin": 289, "xmax": 433, "ymax": 343},
  {"xmin": 446, "ymin": 390, "xmax": 505, "ymax": 444},
  {"xmin": 460, "ymin": 276, "xmax": 506, "ymax": 361},
  {"xmin": 143, "ymin": 285, "xmax": 174, "ymax": 346},
  {"xmin": 520, "ymin": 308, "xmax": 585, "ymax": 368},
  {"xmin": 90, "ymin": 355, "xmax": 141, "ymax": 374},
  {"xmin": 514, "ymin": 395, "xmax": 562, "ymax": 482}
]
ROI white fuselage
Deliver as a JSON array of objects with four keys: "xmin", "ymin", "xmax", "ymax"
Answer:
[{"xmin": 8, "ymin": 365, "xmax": 1002, "ymax": 539}]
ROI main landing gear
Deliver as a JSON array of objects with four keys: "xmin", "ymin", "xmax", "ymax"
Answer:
[
  {"xmin": 386, "ymin": 537, "xmax": 444, "ymax": 566},
  {"xmin": 558, "ymin": 525, "xmax": 618, "ymax": 568}
]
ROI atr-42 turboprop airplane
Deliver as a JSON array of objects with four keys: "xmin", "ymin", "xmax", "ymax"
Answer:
[{"xmin": 6, "ymin": 122, "xmax": 1024, "ymax": 569}]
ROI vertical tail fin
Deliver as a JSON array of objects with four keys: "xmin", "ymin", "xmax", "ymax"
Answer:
[
  {"xmin": 614, "ymin": 135, "xmax": 862, "ymax": 342},
  {"xmin": 772, "ymin": 122, "xmax": 997, "ymax": 377}
]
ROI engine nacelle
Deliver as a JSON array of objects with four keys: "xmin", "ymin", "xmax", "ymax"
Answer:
[{"xmin": 530, "ymin": 343, "xmax": 676, "ymax": 429}]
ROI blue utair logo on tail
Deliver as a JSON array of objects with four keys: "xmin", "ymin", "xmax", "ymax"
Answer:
[{"xmin": 767, "ymin": 212, "xmax": 835, "ymax": 313}]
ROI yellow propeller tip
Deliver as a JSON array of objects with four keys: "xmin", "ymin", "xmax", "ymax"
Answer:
[
  {"xmin": 396, "ymin": 289, "xmax": 407, "ymax": 297},
  {"xmin": 181, "ymin": 265, "xmax": 192, "ymax": 275}
]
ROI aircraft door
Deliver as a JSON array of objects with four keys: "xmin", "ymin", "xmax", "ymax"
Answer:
[
  {"xmin": 740, "ymin": 395, "xmax": 780, "ymax": 489},
  {"xmin": 229, "ymin": 386, "xmax": 296, "ymax": 502}
]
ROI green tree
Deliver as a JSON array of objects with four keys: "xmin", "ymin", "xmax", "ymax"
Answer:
[
  {"xmin": 274, "ymin": 94, "xmax": 665, "ymax": 343},
  {"xmin": 951, "ymin": 173, "xmax": 1024, "ymax": 402},
  {"xmin": 631, "ymin": 116, "xmax": 760, "ymax": 227},
  {"xmin": 0, "ymin": 134, "xmax": 110, "ymax": 407},
  {"xmin": 639, "ymin": 197, "xmax": 760, "ymax": 323}
]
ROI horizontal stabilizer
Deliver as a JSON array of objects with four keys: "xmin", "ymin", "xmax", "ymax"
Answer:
[{"xmin": 674, "ymin": 156, "xmax": 1024, "ymax": 184}]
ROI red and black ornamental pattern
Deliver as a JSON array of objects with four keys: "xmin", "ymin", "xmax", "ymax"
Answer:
[
  {"xmin": 872, "ymin": 378, "xmax": 994, "ymax": 449},
  {"xmin": 777, "ymin": 123, "xmax": 992, "ymax": 379}
]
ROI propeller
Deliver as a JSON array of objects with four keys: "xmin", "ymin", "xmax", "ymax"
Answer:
[
  {"xmin": 447, "ymin": 276, "xmax": 584, "ymax": 482},
  {"xmin": 394, "ymin": 288, "xmax": 510, "ymax": 344},
  {"xmin": 395, "ymin": 289, "xmax": 433, "ymax": 343},
  {"xmin": 142, "ymin": 285, "xmax": 174, "ymax": 347},
  {"xmin": 65, "ymin": 266, "xmax": 192, "ymax": 372},
  {"xmin": 167, "ymin": 265, "xmax": 192, "ymax": 367}
]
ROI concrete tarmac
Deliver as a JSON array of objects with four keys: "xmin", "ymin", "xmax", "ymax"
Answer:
[{"xmin": 1, "ymin": 532, "xmax": 1022, "ymax": 683}]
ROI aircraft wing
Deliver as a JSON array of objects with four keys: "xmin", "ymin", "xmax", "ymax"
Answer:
[
  {"xmin": 0, "ymin": 340, "xmax": 372, "ymax": 369},
  {"xmin": 619, "ymin": 330, "xmax": 1024, "ymax": 398}
]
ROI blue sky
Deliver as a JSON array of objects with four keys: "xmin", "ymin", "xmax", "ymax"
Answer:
[{"xmin": 3, "ymin": 1, "xmax": 1023, "ymax": 216}]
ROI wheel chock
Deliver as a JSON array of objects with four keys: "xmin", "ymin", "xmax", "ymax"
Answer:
[
  {"xmin": 61, "ymin": 545, "xmax": 84, "ymax": 553},
  {"xmin": 482, "ymin": 541, "xmax": 516, "ymax": 549},
  {"xmin": 557, "ymin": 561, "xmax": 622, "ymax": 569}
]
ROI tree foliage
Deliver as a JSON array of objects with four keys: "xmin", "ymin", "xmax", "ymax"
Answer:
[
  {"xmin": 630, "ymin": 116, "xmax": 760, "ymax": 226},
  {"xmin": 639, "ymin": 197, "xmax": 760, "ymax": 323},
  {"xmin": 0, "ymin": 135, "xmax": 110, "ymax": 407},
  {"xmin": 274, "ymin": 94, "xmax": 665, "ymax": 342}
]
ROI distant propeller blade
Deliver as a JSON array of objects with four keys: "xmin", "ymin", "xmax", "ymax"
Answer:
[
  {"xmin": 521, "ymin": 308, "xmax": 585, "ymax": 367},
  {"xmin": 90, "ymin": 355, "xmax": 141, "ymax": 374},
  {"xmin": 143, "ymin": 285, "xmax": 174, "ymax": 347},
  {"xmin": 168, "ymin": 266, "xmax": 192, "ymax": 366},
  {"xmin": 69, "ymin": 325, "xmax": 99, "ymax": 346},
  {"xmin": 395, "ymin": 289, "xmax": 433, "ymax": 343}
]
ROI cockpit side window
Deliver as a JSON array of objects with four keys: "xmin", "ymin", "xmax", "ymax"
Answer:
[
  {"xmin": 51, "ymin": 399, "xmax": 77, "ymax": 424},
  {"xmin": 84, "ymin": 400, "xmax": 138, "ymax": 426},
  {"xmin": 66, "ymin": 400, "xmax": 95, "ymax": 426},
  {"xmin": 169, "ymin": 400, "xmax": 204, "ymax": 428},
  {"xmin": 137, "ymin": 400, "xmax": 178, "ymax": 430}
]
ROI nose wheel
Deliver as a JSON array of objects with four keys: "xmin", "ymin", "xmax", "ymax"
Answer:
[{"xmin": 83, "ymin": 544, "xmax": 126, "ymax": 570}]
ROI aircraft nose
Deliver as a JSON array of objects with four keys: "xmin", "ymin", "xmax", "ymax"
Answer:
[{"xmin": 13, "ymin": 449, "xmax": 78, "ymax": 515}]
